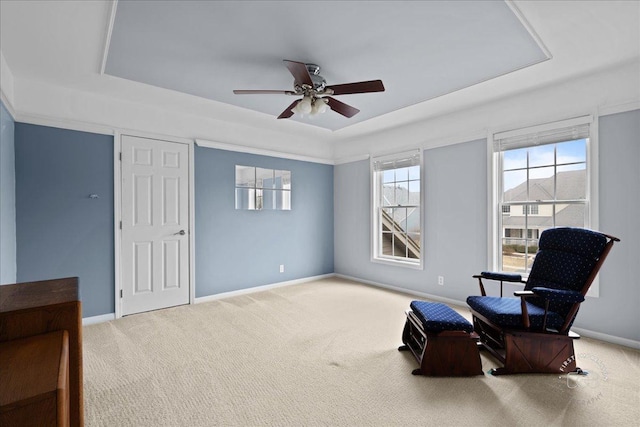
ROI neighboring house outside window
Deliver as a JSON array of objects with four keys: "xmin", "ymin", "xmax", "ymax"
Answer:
[
  {"xmin": 371, "ymin": 150, "xmax": 422, "ymax": 268},
  {"xmin": 492, "ymin": 116, "xmax": 594, "ymax": 274}
]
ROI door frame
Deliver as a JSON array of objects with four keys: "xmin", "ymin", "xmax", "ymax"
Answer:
[{"xmin": 114, "ymin": 130, "xmax": 195, "ymax": 319}]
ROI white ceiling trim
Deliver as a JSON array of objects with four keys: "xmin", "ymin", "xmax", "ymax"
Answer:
[
  {"xmin": 331, "ymin": 60, "xmax": 640, "ymax": 161},
  {"xmin": 2, "ymin": 0, "xmax": 638, "ymax": 142},
  {"xmin": 0, "ymin": 51, "xmax": 15, "ymax": 110},
  {"xmin": 506, "ymin": 0, "xmax": 552, "ymax": 61},
  {"xmin": 333, "ymin": 154, "xmax": 371, "ymax": 166},
  {"xmin": 598, "ymin": 99, "xmax": 640, "ymax": 118},
  {"xmin": 195, "ymin": 139, "xmax": 334, "ymax": 165},
  {"xmin": 12, "ymin": 76, "xmax": 335, "ymax": 160},
  {"xmin": 0, "ymin": 90, "xmax": 16, "ymax": 120},
  {"xmin": 99, "ymin": 0, "xmax": 118, "ymax": 75},
  {"xmin": 6, "ymin": 60, "xmax": 638, "ymax": 165},
  {"xmin": 15, "ymin": 111, "xmax": 115, "ymax": 136}
]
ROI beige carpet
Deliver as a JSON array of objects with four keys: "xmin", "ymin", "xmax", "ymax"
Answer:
[{"xmin": 83, "ymin": 277, "xmax": 640, "ymax": 426}]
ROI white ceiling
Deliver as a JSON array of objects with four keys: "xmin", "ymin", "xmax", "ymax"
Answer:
[{"xmin": 1, "ymin": 1, "xmax": 639, "ymax": 140}]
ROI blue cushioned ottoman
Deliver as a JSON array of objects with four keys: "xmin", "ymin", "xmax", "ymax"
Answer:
[{"xmin": 399, "ymin": 301, "xmax": 483, "ymax": 376}]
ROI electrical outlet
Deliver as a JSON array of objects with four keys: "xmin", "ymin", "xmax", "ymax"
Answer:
[
  {"xmin": 438, "ymin": 276, "xmax": 444, "ymax": 286},
  {"xmin": 280, "ymin": 264, "xmax": 285, "ymax": 273}
]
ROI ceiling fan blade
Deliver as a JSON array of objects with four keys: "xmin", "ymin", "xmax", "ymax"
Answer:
[
  {"xmin": 277, "ymin": 100, "xmax": 300, "ymax": 119},
  {"xmin": 325, "ymin": 97, "xmax": 360, "ymax": 118},
  {"xmin": 325, "ymin": 80, "xmax": 385, "ymax": 95},
  {"xmin": 233, "ymin": 89, "xmax": 296, "ymax": 95},
  {"xmin": 283, "ymin": 60, "xmax": 313, "ymax": 86}
]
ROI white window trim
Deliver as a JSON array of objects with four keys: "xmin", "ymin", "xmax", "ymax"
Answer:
[
  {"xmin": 488, "ymin": 114, "xmax": 600, "ymax": 296},
  {"xmin": 370, "ymin": 149, "xmax": 424, "ymax": 270}
]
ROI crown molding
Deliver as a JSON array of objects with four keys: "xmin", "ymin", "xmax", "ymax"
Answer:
[
  {"xmin": 0, "ymin": 51, "xmax": 15, "ymax": 111},
  {"xmin": 99, "ymin": 0, "xmax": 119, "ymax": 75},
  {"xmin": 0, "ymin": 90, "xmax": 17, "ymax": 119},
  {"xmin": 14, "ymin": 111, "xmax": 115, "ymax": 136},
  {"xmin": 333, "ymin": 154, "xmax": 370, "ymax": 165},
  {"xmin": 598, "ymin": 99, "xmax": 640, "ymax": 117},
  {"xmin": 195, "ymin": 139, "xmax": 334, "ymax": 165}
]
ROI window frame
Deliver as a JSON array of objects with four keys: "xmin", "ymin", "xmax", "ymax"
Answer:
[
  {"xmin": 488, "ymin": 115, "xmax": 600, "ymax": 295},
  {"xmin": 371, "ymin": 149, "xmax": 424, "ymax": 269}
]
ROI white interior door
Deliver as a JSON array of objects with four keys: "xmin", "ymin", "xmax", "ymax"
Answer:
[{"xmin": 120, "ymin": 135, "xmax": 190, "ymax": 316}]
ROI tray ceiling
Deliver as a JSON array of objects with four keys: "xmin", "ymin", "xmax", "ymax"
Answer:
[{"xmin": 104, "ymin": 1, "xmax": 549, "ymax": 131}]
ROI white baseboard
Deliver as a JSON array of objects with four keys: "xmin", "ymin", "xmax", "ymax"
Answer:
[
  {"xmin": 335, "ymin": 273, "xmax": 470, "ymax": 309},
  {"xmin": 80, "ymin": 274, "xmax": 334, "ymax": 324},
  {"xmin": 82, "ymin": 313, "xmax": 115, "ymax": 326},
  {"xmin": 336, "ymin": 273, "xmax": 640, "ymax": 350},
  {"xmin": 194, "ymin": 273, "xmax": 335, "ymax": 304},
  {"xmin": 571, "ymin": 327, "xmax": 640, "ymax": 350}
]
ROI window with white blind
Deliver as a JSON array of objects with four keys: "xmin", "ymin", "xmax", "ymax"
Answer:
[
  {"xmin": 371, "ymin": 150, "xmax": 422, "ymax": 268},
  {"xmin": 491, "ymin": 115, "xmax": 596, "ymax": 275}
]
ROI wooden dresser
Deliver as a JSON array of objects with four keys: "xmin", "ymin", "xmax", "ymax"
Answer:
[
  {"xmin": 0, "ymin": 277, "xmax": 83, "ymax": 427},
  {"xmin": 0, "ymin": 330, "xmax": 70, "ymax": 426}
]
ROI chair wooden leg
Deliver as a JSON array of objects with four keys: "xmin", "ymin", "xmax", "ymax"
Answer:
[{"xmin": 497, "ymin": 331, "xmax": 576, "ymax": 375}]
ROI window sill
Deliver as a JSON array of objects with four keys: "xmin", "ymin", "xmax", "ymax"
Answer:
[{"xmin": 371, "ymin": 256, "xmax": 423, "ymax": 270}]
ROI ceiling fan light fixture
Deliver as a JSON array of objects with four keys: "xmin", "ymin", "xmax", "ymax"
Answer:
[
  {"xmin": 292, "ymin": 96, "xmax": 328, "ymax": 117},
  {"xmin": 235, "ymin": 60, "xmax": 382, "ymax": 120},
  {"xmin": 312, "ymin": 97, "xmax": 328, "ymax": 115},
  {"xmin": 298, "ymin": 96, "xmax": 313, "ymax": 115}
]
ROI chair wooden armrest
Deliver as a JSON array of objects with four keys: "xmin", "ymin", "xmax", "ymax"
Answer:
[{"xmin": 473, "ymin": 272, "xmax": 526, "ymax": 297}]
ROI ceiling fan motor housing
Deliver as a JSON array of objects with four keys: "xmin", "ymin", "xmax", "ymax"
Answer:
[{"xmin": 299, "ymin": 63, "xmax": 326, "ymax": 93}]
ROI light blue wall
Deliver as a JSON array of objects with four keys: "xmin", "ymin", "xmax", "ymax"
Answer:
[
  {"xmin": 12, "ymin": 127, "xmax": 334, "ymax": 316},
  {"xmin": 579, "ymin": 109, "xmax": 640, "ymax": 341},
  {"xmin": 195, "ymin": 146, "xmax": 334, "ymax": 297},
  {"xmin": 0, "ymin": 101, "xmax": 16, "ymax": 284},
  {"xmin": 10, "ymin": 109, "xmax": 637, "ymax": 340},
  {"xmin": 335, "ymin": 113, "xmax": 640, "ymax": 342},
  {"xmin": 15, "ymin": 124, "xmax": 114, "ymax": 317},
  {"xmin": 334, "ymin": 139, "xmax": 488, "ymax": 300}
]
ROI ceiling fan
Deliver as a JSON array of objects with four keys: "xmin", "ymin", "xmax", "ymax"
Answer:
[{"xmin": 233, "ymin": 60, "xmax": 385, "ymax": 119}]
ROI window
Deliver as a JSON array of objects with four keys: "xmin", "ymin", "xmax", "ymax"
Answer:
[
  {"xmin": 371, "ymin": 150, "xmax": 422, "ymax": 267},
  {"xmin": 235, "ymin": 166, "xmax": 291, "ymax": 210},
  {"xmin": 493, "ymin": 116, "xmax": 593, "ymax": 274}
]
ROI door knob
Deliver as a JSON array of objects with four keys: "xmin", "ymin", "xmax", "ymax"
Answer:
[{"xmin": 174, "ymin": 230, "xmax": 186, "ymax": 236}]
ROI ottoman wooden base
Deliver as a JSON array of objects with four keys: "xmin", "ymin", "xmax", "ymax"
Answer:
[{"xmin": 399, "ymin": 305, "xmax": 483, "ymax": 376}]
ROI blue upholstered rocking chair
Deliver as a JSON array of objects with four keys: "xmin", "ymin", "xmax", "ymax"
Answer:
[{"xmin": 467, "ymin": 227, "xmax": 619, "ymax": 375}]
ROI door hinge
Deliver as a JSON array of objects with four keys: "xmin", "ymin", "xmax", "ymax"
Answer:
[
  {"xmin": 119, "ymin": 152, "xmax": 122, "ymax": 161},
  {"xmin": 120, "ymin": 289, "xmax": 123, "ymax": 298},
  {"xmin": 119, "ymin": 221, "xmax": 122, "ymax": 229}
]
